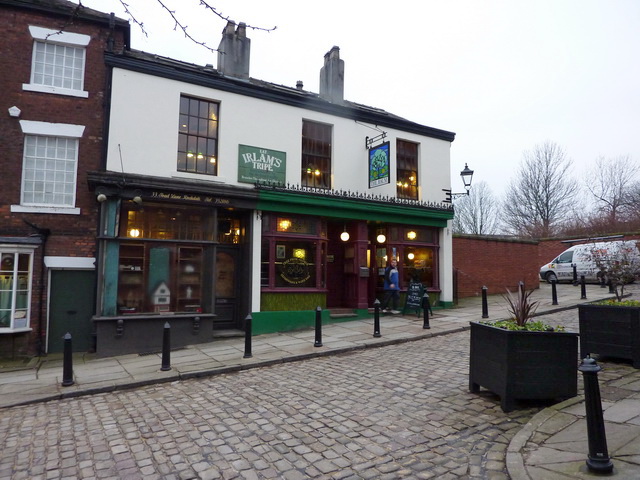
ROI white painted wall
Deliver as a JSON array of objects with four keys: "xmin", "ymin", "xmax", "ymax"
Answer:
[
  {"xmin": 106, "ymin": 68, "xmax": 453, "ymax": 199},
  {"xmin": 106, "ymin": 67, "xmax": 455, "ymax": 309}
]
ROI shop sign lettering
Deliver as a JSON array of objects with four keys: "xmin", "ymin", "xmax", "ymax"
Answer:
[
  {"xmin": 238, "ymin": 144, "xmax": 286, "ymax": 184},
  {"xmin": 280, "ymin": 257, "xmax": 311, "ymax": 284},
  {"xmin": 150, "ymin": 191, "xmax": 230, "ymax": 204}
]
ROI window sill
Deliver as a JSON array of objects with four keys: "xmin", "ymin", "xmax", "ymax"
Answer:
[
  {"xmin": 0, "ymin": 328, "xmax": 32, "ymax": 334},
  {"xmin": 22, "ymin": 83, "xmax": 89, "ymax": 98},
  {"xmin": 11, "ymin": 205, "xmax": 80, "ymax": 215},
  {"xmin": 172, "ymin": 172, "xmax": 227, "ymax": 183}
]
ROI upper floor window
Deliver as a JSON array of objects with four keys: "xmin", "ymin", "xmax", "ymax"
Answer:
[
  {"xmin": 177, "ymin": 96, "xmax": 219, "ymax": 175},
  {"xmin": 301, "ymin": 120, "xmax": 332, "ymax": 189},
  {"xmin": 23, "ymin": 26, "xmax": 90, "ymax": 98},
  {"xmin": 13, "ymin": 121, "xmax": 84, "ymax": 213},
  {"xmin": 396, "ymin": 140, "xmax": 419, "ymax": 200},
  {"xmin": 0, "ymin": 249, "xmax": 34, "ymax": 332}
]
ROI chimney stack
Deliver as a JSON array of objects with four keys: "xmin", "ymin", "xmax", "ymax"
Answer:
[
  {"xmin": 217, "ymin": 21, "xmax": 250, "ymax": 79},
  {"xmin": 319, "ymin": 46, "xmax": 344, "ymax": 104}
]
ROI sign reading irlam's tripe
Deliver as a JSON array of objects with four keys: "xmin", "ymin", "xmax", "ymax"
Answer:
[{"xmin": 238, "ymin": 144, "xmax": 286, "ymax": 184}]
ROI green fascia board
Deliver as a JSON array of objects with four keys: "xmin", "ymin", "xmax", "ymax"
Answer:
[{"xmin": 257, "ymin": 191, "xmax": 453, "ymax": 227}]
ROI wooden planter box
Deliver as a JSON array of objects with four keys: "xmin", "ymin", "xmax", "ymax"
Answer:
[
  {"xmin": 469, "ymin": 322, "xmax": 579, "ymax": 412},
  {"xmin": 578, "ymin": 304, "xmax": 640, "ymax": 368}
]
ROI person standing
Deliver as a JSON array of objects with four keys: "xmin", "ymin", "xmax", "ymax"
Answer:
[{"xmin": 381, "ymin": 258, "xmax": 401, "ymax": 314}]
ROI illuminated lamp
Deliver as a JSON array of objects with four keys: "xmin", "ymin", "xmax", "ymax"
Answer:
[
  {"xmin": 376, "ymin": 234, "xmax": 386, "ymax": 244},
  {"xmin": 129, "ymin": 228, "xmax": 141, "ymax": 238},
  {"xmin": 293, "ymin": 249, "xmax": 306, "ymax": 259},
  {"xmin": 407, "ymin": 230, "xmax": 417, "ymax": 240},
  {"xmin": 407, "ymin": 252, "xmax": 415, "ymax": 260}
]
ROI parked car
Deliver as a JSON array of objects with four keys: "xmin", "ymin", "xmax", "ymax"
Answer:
[{"xmin": 539, "ymin": 240, "xmax": 640, "ymax": 283}]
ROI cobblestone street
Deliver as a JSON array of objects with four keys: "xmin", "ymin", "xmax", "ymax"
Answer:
[{"xmin": 1, "ymin": 328, "xmax": 542, "ymax": 480}]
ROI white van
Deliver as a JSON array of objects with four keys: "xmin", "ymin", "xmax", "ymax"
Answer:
[{"xmin": 539, "ymin": 240, "xmax": 640, "ymax": 283}]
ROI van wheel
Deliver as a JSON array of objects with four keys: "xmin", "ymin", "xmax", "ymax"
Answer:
[{"xmin": 545, "ymin": 272, "xmax": 558, "ymax": 284}]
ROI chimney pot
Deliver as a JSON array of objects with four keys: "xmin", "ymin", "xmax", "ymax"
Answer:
[
  {"xmin": 296, "ymin": 80, "xmax": 304, "ymax": 90},
  {"xmin": 319, "ymin": 46, "xmax": 344, "ymax": 103},
  {"xmin": 217, "ymin": 20, "xmax": 251, "ymax": 79}
]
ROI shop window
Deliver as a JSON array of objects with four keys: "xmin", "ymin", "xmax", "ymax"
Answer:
[
  {"xmin": 301, "ymin": 120, "xmax": 332, "ymax": 189},
  {"xmin": 0, "ymin": 250, "xmax": 33, "ymax": 331},
  {"xmin": 218, "ymin": 217, "xmax": 243, "ymax": 244},
  {"xmin": 274, "ymin": 241, "xmax": 318, "ymax": 288},
  {"xmin": 261, "ymin": 214, "xmax": 326, "ymax": 290},
  {"xmin": 403, "ymin": 247, "xmax": 436, "ymax": 287},
  {"xmin": 117, "ymin": 243, "xmax": 207, "ymax": 314},
  {"xmin": 120, "ymin": 204, "xmax": 215, "ymax": 241},
  {"xmin": 396, "ymin": 140, "xmax": 418, "ymax": 200},
  {"xmin": 177, "ymin": 96, "xmax": 219, "ymax": 175}
]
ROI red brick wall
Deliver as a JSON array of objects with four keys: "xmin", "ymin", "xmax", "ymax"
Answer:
[
  {"xmin": 0, "ymin": 3, "xmax": 127, "ymax": 356},
  {"xmin": 453, "ymin": 236, "xmax": 540, "ymax": 298}
]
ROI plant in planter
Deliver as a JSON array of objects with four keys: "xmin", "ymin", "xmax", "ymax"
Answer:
[
  {"xmin": 469, "ymin": 283, "xmax": 579, "ymax": 412},
  {"xmin": 579, "ymin": 240, "xmax": 640, "ymax": 368}
]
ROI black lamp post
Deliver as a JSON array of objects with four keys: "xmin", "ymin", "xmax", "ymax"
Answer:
[{"xmin": 445, "ymin": 163, "xmax": 475, "ymax": 201}]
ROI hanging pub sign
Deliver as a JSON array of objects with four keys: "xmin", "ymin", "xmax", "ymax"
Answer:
[
  {"xmin": 368, "ymin": 141, "xmax": 390, "ymax": 188},
  {"xmin": 238, "ymin": 144, "xmax": 286, "ymax": 185}
]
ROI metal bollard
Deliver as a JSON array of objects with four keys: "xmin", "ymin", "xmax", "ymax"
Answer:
[
  {"xmin": 551, "ymin": 279, "xmax": 558, "ymax": 305},
  {"xmin": 608, "ymin": 280, "xmax": 615, "ymax": 294},
  {"xmin": 243, "ymin": 314, "xmax": 253, "ymax": 358},
  {"xmin": 61, "ymin": 333, "xmax": 74, "ymax": 387},
  {"xmin": 160, "ymin": 322, "xmax": 171, "ymax": 371},
  {"xmin": 373, "ymin": 299, "xmax": 381, "ymax": 338},
  {"xmin": 578, "ymin": 356, "xmax": 613, "ymax": 473},
  {"xmin": 422, "ymin": 292, "xmax": 431, "ymax": 329},
  {"xmin": 314, "ymin": 306, "xmax": 323, "ymax": 347},
  {"xmin": 572, "ymin": 264, "xmax": 578, "ymax": 285},
  {"xmin": 481, "ymin": 286, "xmax": 489, "ymax": 319},
  {"xmin": 580, "ymin": 275, "xmax": 587, "ymax": 299}
]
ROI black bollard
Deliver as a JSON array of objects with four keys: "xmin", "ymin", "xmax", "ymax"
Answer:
[
  {"xmin": 572, "ymin": 264, "xmax": 578, "ymax": 285},
  {"xmin": 599, "ymin": 273, "xmax": 606, "ymax": 289},
  {"xmin": 373, "ymin": 299, "xmax": 381, "ymax": 338},
  {"xmin": 61, "ymin": 333, "xmax": 74, "ymax": 387},
  {"xmin": 608, "ymin": 280, "xmax": 615, "ymax": 295},
  {"xmin": 579, "ymin": 356, "xmax": 613, "ymax": 473},
  {"xmin": 580, "ymin": 275, "xmax": 587, "ymax": 299},
  {"xmin": 422, "ymin": 292, "xmax": 431, "ymax": 329},
  {"xmin": 314, "ymin": 306, "xmax": 323, "ymax": 347},
  {"xmin": 243, "ymin": 314, "xmax": 253, "ymax": 358},
  {"xmin": 551, "ymin": 279, "xmax": 558, "ymax": 305},
  {"xmin": 160, "ymin": 322, "xmax": 171, "ymax": 371},
  {"xmin": 481, "ymin": 286, "xmax": 489, "ymax": 319}
]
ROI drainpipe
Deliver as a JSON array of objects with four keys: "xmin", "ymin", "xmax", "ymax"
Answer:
[{"xmin": 24, "ymin": 220, "xmax": 51, "ymax": 356}]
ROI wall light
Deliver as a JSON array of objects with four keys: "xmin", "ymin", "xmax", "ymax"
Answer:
[
  {"xmin": 407, "ymin": 252, "xmax": 415, "ymax": 260},
  {"xmin": 96, "ymin": 193, "xmax": 107, "ymax": 203},
  {"xmin": 129, "ymin": 228, "xmax": 141, "ymax": 238},
  {"xmin": 340, "ymin": 223, "xmax": 349, "ymax": 242},
  {"xmin": 132, "ymin": 196, "xmax": 143, "ymax": 205},
  {"xmin": 376, "ymin": 234, "xmax": 386, "ymax": 244},
  {"xmin": 407, "ymin": 230, "xmax": 417, "ymax": 240},
  {"xmin": 278, "ymin": 219, "xmax": 291, "ymax": 231}
]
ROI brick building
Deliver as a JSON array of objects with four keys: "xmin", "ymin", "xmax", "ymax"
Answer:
[{"xmin": 0, "ymin": 0, "xmax": 129, "ymax": 357}]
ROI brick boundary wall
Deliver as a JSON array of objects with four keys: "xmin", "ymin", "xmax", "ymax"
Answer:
[
  {"xmin": 453, "ymin": 232, "xmax": 640, "ymax": 301},
  {"xmin": 453, "ymin": 235, "xmax": 540, "ymax": 299}
]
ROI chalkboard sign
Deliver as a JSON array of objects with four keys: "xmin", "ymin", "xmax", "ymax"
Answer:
[{"xmin": 404, "ymin": 282, "xmax": 424, "ymax": 314}]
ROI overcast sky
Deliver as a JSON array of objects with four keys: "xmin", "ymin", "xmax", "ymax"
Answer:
[{"xmin": 79, "ymin": 0, "xmax": 640, "ymax": 198}]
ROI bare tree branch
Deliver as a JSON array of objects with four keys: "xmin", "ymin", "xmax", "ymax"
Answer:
[
  {"xmin": 82, "ymin": 0, "xmax": 277, "ymax": 53},
  {"xmin": 502, "ymin": 141, "xmax": 577, "ymax": 238},
  {"xmin": 453, "ymin": 181, "xmax": 500, "ymax": 235},
  {"xmin": 585, "ymin": 155, "xmax": 638, "ymax": 223}
]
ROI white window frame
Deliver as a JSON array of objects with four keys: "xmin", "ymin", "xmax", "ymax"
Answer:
[
  {"xmin": 0, "ymin": 247, "xmax": 35, "ymax": 333},
  {"xmin": 11, "ymin": 120, "xmax": 85, "ymax": 215},
  {"xmin": 22, "ymin": 26, "xmax": 90, "ymax": 98}
]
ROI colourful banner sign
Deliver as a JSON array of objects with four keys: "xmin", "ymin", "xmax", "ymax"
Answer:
[{"xmin": 369, "ymin": 142, "xmax": 390, "ymax": 188}]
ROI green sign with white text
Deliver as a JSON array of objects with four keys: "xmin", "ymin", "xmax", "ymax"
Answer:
[{"xmin": 238, "ymin": 145, "xmax": 286, "ymax": 184}]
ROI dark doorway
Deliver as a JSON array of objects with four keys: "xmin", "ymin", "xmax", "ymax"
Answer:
[
  {"xmin": 48, "ymin": 269, "xmax": 96, "ymax": 353},
  {"xmin": 326, "ymin": 222, "xmax": 347, "ymax": 308}
]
